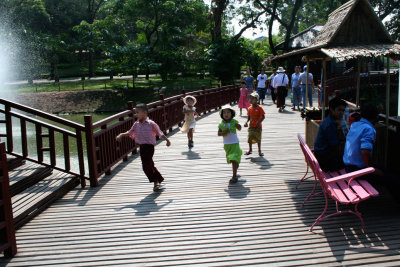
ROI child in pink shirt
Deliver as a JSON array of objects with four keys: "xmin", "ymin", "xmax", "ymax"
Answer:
[{"xmin": 116, "ymin": 104, "xmax": 171, "ymax": 192}]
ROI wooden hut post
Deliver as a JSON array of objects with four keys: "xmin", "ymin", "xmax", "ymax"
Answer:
[
  {"xmin": 306, "ymin": 59, "xmax": 310, "ymax": 108},
  {"xmin": 398, "ymin": 60, "xmax": 400, "ymax": 117},
  {"xmin": 384, "ymin": 56, "xmax": 390, "ymax": 168},
  {"xmin": 356, "ymin": 58, "xmax": 361, "ymax": 107},
  {"xmin": 322, "ymin": 60, "xmax": 327, "ymax": 120}
]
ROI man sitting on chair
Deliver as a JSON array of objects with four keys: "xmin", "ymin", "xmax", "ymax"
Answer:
[
  {"xmin": 313, "ymin": 97, "xmax": 348, "ymax": 172},
  {"xmin": 343, "ymin": 103, "xmax": 400, "ymax": 202}
]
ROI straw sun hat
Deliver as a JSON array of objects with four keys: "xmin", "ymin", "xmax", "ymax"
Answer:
[
  {"xmin": 183, "ymin": 95, "xmax": 197, "ymax": 105},
  {"xmin": 277, "ymin": 66, "xmax": 286, "ymax": 73}
]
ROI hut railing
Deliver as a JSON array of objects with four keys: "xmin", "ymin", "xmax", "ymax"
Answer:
[
  {"xmin": 87, "ymin": 84, "xmax": 240, "ymax": 186},
  {"xmin": 317, "ymin": 73, "xmax": 398, "ymax": 107},
  {"xmin": 0, "ymin": 99, "xmax": 88, "ymax": 187}
]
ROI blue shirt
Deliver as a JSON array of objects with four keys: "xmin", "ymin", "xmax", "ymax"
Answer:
[
  {"xmin": 343, "ymin": 118, "xmax": 376, "ymax": 168},
  {"xmin": 243, "ymin": 76, "xmax": 254, "ymax": 89},
  {"xmin": 314, "ymin": 114, "xmax": 341, "ymax": 152},
  {"xmin": 291, "ymin": 73, "xmax": 300, "ymax": 88},
  {"xmin": 298, "ymin": 72, "xmax": 313, "ymax": 85}
]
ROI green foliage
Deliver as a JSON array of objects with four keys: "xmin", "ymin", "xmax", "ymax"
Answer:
[{"xmin": 207, "ymin": 39, "xmax": 246, "ymax": 84}]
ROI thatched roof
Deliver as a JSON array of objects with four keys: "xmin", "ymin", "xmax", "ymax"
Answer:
[
  {"xmin": 309, "ymin": 0, "xmax": 391, "ymax": 47},
  {"xmin": 275, "ymin": 25, "xmax": 323, "ymax": 51},
  {"xmin": 321, "ymin": 44, "xmax": 400, "ymax": 62},
  {"xmin": 270, "ymin": 0, "xmax": 399, "ymax": 62}
]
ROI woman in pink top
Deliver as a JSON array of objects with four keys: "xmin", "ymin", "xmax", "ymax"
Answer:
[
  {"xmin": 238, "ymin": 81, "xmax": 250, "ymax": 116},
  {"xmin": 116, "ymin": 104, "xmax": 171, "ymax": 192}
]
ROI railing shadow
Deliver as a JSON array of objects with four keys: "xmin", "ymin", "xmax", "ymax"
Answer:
[{"xmin": 285, "ymin": 178, "xmax": 400, "ymax": 263}]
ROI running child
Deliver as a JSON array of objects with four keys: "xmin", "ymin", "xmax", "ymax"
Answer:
[
  {"xmin": 218, "ymin": 104, "xmax": 243, "ymax": 184},
  {"xmin": 238, "ymin": 81, "xmax": 251, "ymax": 116},
  {"xmin": 116, "ymin": 104, "xmax": 171, "ymax": 192},
  {"xmin": 244, "ymin": 92, "xmax": 265, "ymax": 156},
  {"xmin": 180, "ymin": 95, "xmax": 200, "ymax": 148}
]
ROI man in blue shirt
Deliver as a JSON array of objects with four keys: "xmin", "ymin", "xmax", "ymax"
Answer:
[
  {"xmin": 295, "ymin": 65, "xmax": 314, "ymax": 108},
  {"xmin": 291, "ymin": 66, "xmax": 301, "ymax": 111},
  {"xmin": 344, "ymin": 103, "xmax": 400, "ymax": 202},
  {"xmin": 314, "ymin": 97, "xmax": 348, "ymax": 172}
]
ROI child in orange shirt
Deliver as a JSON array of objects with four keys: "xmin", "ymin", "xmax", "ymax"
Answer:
[{"xmin": 244, "ymin": 92, "xmax": 265, "ymax": 156}]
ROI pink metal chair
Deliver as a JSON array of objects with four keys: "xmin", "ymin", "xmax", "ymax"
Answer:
[
  {"xmin": 297, "ymin": 134, "xmax": 321, "ymax": 207},
  {"xmin": 297, "ymin": 134, "xmax": 379, "ymax": 232}
]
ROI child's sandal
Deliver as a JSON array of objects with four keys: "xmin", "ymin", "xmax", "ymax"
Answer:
[
  {"xmin": 229, "ymin": 176, "xmax": 238, "ymax": 184},
  {"xmin": 245, "ymin": 151, "xmax": 252, "ymax": 155}
]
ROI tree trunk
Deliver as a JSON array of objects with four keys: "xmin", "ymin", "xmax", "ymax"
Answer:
[
  {"xmin": 268, "ymin": 0, "xmax": 279, "ymax": 56},
  {"xmin": 283, "ymin": 0, "xmax": 303, "ymax": 50},
  {"xmin": 211, "ymin": 0, "xmax": 229, "ymax": 42},
  {"xmin": 88, "ymin": 51, "xmax": 94, "ymax": 78},
  {"xmin": 50, "ymin": 62, "xmax": 55, "ymax": 80}
]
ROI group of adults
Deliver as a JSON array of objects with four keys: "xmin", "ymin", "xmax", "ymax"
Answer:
[{"xmin": 242, "ymin": 65, "xmax": 315, "ymax": 112}]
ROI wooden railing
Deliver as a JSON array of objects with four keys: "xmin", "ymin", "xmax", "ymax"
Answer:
[
  {"xmin": 0, "ymin": 142, "xmax": 17, "ymax": 257},
  {"xmin": 0, "ymin": 84, "xmax": 239, "ymax": 188},
  {"xmin": 0, "ymin": 99, "xmax": 88, "ymax": 187},
  {"xmin": 317, "ymin": 73, "xmax": 398, "ymax": 107},
  {"xmin": 85, "ymin": 84, "xmax": 239, "ymax": 186}
]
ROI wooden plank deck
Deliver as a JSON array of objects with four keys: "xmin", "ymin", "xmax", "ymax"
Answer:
[{"xmin": 2, "ymin": 100, "xmax": 400, "ymax": 266}]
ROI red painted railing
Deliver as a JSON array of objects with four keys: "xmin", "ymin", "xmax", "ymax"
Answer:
[
  {"xmin": 0, "ymin": 84, "xmax": 239, "ymax": 188},
  {"xmin": 86, "ymin": 84, "xmax": 240, "ymax": 186},
  {"xmin": 0, "ymin": 142, "xmax": 17, "ymax": 257},
  {"xmin": 0, "ymin": 99, "xmax": 88, "ymax": 187}
]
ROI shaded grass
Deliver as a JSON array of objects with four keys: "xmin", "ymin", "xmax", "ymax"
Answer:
[{"xmin": 5, "ymin": 77, "xmax": 219, "ymax": 93}]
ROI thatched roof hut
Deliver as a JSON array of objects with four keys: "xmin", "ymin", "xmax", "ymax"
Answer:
[
  {"xmin": 271, "ymin": 0, "xmax": 400, "ymax": 62},
  {"xmin": 275, "ymin": 25, "xmax": 323, "ymax": 52}
]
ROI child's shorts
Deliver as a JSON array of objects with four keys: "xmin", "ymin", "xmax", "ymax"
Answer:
[
  {"xmin": 224, "ymin": 143, "xmax": 242, "ymax": 164},
  {"xmin": 248, "ymin": 126, "xmax": 262, "ymax": 144}
]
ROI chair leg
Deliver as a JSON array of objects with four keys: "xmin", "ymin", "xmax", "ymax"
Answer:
[
  {"xmin": 302, "ymin": 175, "xmax": 319, "ymax": 207},
  {"xmin": 309, "ymin": 192, "xmax": 329, "ymax": 232},
  {"xmin": 310, "ymin": 201, "xmax": 366, "ymax": 232},
  {"xmin": 296, "ymin": 164, "xmax": 313, "ymax": 189}
]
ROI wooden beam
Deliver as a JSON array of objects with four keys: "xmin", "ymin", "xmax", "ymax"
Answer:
[
  {"xmin": 322, "ymin": 60, "xmax": 327, "ymax": 119},
  {"xmin": 306, "ymin": 60, "xmax": 310, "ymax": 107},
  {"xmin": 356, "ymin": 58, "xmax": 361, "ymax": 107},
  {"xmin": 384, "ymin": 56, "xmax": 390, "ymax": 168}
]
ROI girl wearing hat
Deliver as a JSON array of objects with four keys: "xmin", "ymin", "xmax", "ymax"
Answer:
[
  {"xmin": 181, "ymin": 95, "xmax": 200, "ymax": 148},
  {"xmin": 218, "ymin": 105, "xmax": 243, "ymax": 184}
]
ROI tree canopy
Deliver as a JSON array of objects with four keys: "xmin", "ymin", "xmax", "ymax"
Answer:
[{"xmin": 1, "ymin": 0, "xmax": 398, "ymax": 84}]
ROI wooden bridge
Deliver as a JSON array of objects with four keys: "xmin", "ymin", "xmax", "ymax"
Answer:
[{"xmin": 1, "ymin": 86, "xmax": 400, "ymax": 265}]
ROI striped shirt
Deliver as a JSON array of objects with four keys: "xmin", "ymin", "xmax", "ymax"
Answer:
[{"xmin": 128, "ymin": 118, "xmax": 164, "ymax": 145}]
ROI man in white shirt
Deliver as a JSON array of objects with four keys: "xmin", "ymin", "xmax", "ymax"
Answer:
[
  {"xmin": 272, "ymin": 67, "xmax": 289, "ymax": 112},
  {"xmin": 269, "ymin": 69, "xmax": 277, "ymax": 104},
  {"xmin": 256, "ymin": 69, "xmax": 268, "ymax": 104}
]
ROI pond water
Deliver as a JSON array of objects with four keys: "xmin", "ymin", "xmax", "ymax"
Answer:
[{"xmin": 1, "ymin": 112, "xmax": 113, "ymax": 175}]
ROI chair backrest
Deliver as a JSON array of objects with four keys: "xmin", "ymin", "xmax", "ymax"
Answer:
[
  {"xmin": 297, "ymin": 134, "xmax": 313, "ymax": 167},
  {"xmin": 297, "ymin": 134, "xmax": 329, "ymax": 191}
]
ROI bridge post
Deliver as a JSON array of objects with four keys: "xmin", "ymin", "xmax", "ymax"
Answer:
[
  {"xmin": 202, "ymin": 85, "xmax": 207, "ymax": 114},
  {"xmin": 160, "ymin": 94, "xmax": 168, "ymax": 134},
  {"xmin": 5, "ymin": 104, "xmax": 13, "ymax": 153},
  {"xmin": 84, "ymin": 115, "xmax": 99, "ymax": 187},
  {"xmin": 127, "ymin": 101, "xmax": 137, "ymax": 155}
]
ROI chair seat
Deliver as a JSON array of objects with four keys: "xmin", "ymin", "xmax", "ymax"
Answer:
[{"xmin": 324, "ymin": 170, "xmax": 376, "ymax": 204}]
